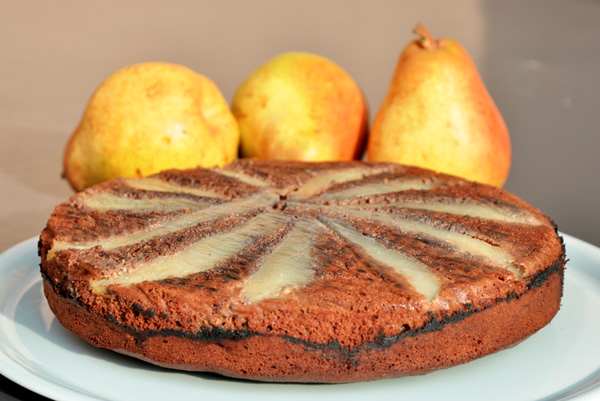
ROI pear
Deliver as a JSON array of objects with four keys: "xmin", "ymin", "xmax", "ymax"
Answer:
[
  {"xmin": 232, "ymin": 52, "xmax": 368, "ymax": 161},
  {"xmin": 63, "ymin": 62, "xmax": 239, "ymax": 191},
  {"xmin": 368, "ymin": 24, "xmax": 511, "ymax": 187}
]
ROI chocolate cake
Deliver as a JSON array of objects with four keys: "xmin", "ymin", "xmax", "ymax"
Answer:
[{"xmin": 39, "ymin": 160, "xmax": 565, "ymax": 382}]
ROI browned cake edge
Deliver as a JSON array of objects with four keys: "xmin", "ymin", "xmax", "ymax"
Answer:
[{"xmin": 40, "ymin": 237, "xmax": 565, "ymax": 383}]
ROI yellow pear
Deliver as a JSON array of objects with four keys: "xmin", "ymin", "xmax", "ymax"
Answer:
[
  {"xmin": 232, "ymin": 52, "xmax": 368, "ymax": 161},
  {"xmin": 63, "ymin": 62, "xmax": 239, "ymax": 191},
  {"xmin": 368, "ymin": 24, "xmax": 511, "ymax": 187}
]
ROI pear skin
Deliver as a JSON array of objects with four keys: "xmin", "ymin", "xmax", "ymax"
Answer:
[
  {"xmin": 232, "ymin": 52, "xmax": 368, "ymax": 161},
  {"xmin": 368, "ymin": 24, "xmax": 511, "ymax": 187},
  {"xmin": 64, "ymin": 62, "xmax": 239, "ymax": 191}
]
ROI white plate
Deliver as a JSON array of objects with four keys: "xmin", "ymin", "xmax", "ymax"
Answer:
[{"xmin": 0, "ymin": 234, "xmax": 599, "ymax": 401}]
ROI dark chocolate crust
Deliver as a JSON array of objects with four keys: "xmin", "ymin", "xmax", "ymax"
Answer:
[{"xmin": 39, "ymin": 160, "xmax": 566, "ymax": 382}]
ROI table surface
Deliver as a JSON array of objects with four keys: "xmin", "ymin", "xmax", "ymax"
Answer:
[{"xmin": 2, "ymin": 1, "xmax": 599, "ymax": 399}]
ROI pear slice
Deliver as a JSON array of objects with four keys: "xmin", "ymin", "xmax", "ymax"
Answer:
[
  {"xmin": 321, "ymin": 216, "xmax": 441, "ymax": 301},
  {"xmin": 353, "ymin": 200, "xmax": 542, "ymax": 225},
  {"xmin": 242, "ymin": 218, "xmax": 319, "ymax": 302},
  {"xmin": 125, "ymin": 177, "xmax": 228, "ymax": 199},
  {"xmin": 48, "ymin": 191, "xmax": 278, "ymax": 260},
  {"xmin": 293, "ymin": 203, "xmax": 522, "ymax": 279},
  {"xmin": 92, "ymin": 211, "xmax": 290, "ymax": 295},
  {"xmin": 83, "ymin": 192, "xmax": 212, "ymax": 212}
]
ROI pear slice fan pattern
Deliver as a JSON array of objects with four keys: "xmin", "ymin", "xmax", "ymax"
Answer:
[{"xmin": 39, "ymin": 160, "xmax": 565, "ymax": 383}]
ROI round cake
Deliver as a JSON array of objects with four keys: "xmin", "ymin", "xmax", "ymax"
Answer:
[{"xmin": 39, "ymin": 160, "xmax": 565, "ymax": 383}]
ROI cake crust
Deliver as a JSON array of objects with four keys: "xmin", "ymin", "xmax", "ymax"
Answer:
[{"xmin": 39, "ymin": 160, "xmax": 566, "ymax": 382}]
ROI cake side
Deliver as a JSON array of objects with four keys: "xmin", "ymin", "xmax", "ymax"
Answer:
[{"xmin": 42, "ymin": 255, "xmax": 564, "ymax": 382}]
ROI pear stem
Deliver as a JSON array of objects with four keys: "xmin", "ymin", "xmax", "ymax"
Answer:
[{"xmin": 414, "ymin": 23, "xmax": 438, "ymax": 50}]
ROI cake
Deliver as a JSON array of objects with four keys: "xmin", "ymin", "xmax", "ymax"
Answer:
[{"xmin": 39, "ymin": 160, "xmax": 566, "ymax": 383}]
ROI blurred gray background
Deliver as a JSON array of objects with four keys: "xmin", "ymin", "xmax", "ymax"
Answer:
[{"xmin": 1, "ymin": 0, "xmax": 599, "ymax": 250}]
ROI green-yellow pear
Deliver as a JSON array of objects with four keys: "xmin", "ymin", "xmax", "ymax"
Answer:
[
  {"xmin": 63, "ymin": 62, "xmax": 239, "ymax": 191},
  {"xmin": 368, "ymin": 24, "xmax": 511, "ymax": 187},
  {"xmin": 232, "ymin": 52, "xmax": 368, "ymax": 161}
]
